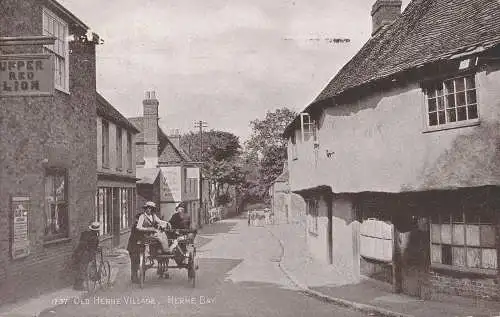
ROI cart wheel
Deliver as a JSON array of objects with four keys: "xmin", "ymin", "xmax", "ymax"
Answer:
[
  {"xmin": 99, "ymin": 260, "xmax": 111, "ymax": 288},
  {"xmin": 86, "ymin": 261, "xmax": 98, "ymax": 293},
  {"xmin": 188, "ymin": 253, "xmax": 196, "ymax": 288},
  {"xmin": 139, "ymin": 253, "xmax": 145, "ymax": 289}
]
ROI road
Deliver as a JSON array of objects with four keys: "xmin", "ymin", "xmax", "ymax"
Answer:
[{"xmin": 40, "ymin": 216, "xmax": 368, "ymax": 317}]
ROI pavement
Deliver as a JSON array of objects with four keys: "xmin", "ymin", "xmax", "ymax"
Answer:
[
  {"xmin": 266, "ymin": 221, "xmax": 500, "ymax": 317},
  {"xmin": 0, "ymin": 249, "xmax": 130, "ymax": 317}
]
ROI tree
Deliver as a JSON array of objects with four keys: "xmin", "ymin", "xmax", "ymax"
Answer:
[
  {"xmin": 245, "ymin": 107, "xmax": 297, "ymax": 201},
  {"xmin": 180, "ymin": 130, "xmax": 246, "ymax": 207}
]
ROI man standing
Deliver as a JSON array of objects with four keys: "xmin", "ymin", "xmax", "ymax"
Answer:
[
  {"xmin": 126, "ymin": 213, "xmax": 142, "ymax": 284},
  {"xmin": 72, "ymin": 222, "xmax": 100, "ymax": 290}
]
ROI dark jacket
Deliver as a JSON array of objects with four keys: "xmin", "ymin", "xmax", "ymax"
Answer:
[
  {"xmin": 127, "ymin": 213, "xmax": 143, "ymax": 254},
  {"xmin": 72, "ymin": 230, "xmax": 99, "ymax": 265},
  {"xmin": 169, "ymin": 212, "xmax": 189, "ymax": 230}
]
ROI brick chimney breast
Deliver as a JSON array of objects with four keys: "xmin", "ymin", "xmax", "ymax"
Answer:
[
  {"xmin": 143, "ymin": 90, "xmax": 159, "ymax": 168},
  {"xmin": 371, "ymin": 0, "xmax": 402, "ymax": 36}
]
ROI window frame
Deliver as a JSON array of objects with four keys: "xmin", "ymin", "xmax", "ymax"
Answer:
[
  {"xmin": 422, "ymin": 73, "xmax": 480, "ymax": 133},
  {"xmin": 116, "ymin": 126, "xmax": 123, "ymax": 170},
  {"xmin": 127, "ymin": 132, "xmax": 133, "ymax": 171},
  {"xmin": 95, "ymin": 187, "xmax": 113, "ymax": 237},
  {"xmin": 430, "ymin": 212, "xmax": 497, "ymax": 275},
  {"xmin": 102, "ymin": 120, "xmax": 110, "ymax": 168},
  {"xmin": 43, "ymin": 168, "xmax": 69, "ymax": 241},
  {"xmin": 42, "ymin": 7, "xmax": 70, "ymax": 93}
]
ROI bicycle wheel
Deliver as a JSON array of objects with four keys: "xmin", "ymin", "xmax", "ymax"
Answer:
[
  {"xmin": 99, "ymin": 260, "xmax": 111, "ymax": 288},
  {"xmin": 138, "ymin": 252, "xmax": 145, "ymax": 289},
  {"xmin": 86, "ymin": 261, "xmax": 98, "ymax": 292}
]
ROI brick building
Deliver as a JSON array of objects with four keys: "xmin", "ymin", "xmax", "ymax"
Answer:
[
  {"xmin": 284, "ymin": 0, "xmax": 500, "ymax": 301},
  {"xmin": 96, "ymin": 93, "xmax": 139, "ymax": 249},
  {"xmin": 129, "ymin": 91, "xmax": 205, "ymax": 228},
  {"xmin": 0, "ymin": 0, "xmax": 99, "ymax": 304}
]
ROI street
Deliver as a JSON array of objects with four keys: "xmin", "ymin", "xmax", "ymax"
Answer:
[{"xmin": 39, "ymin": 216, "xmax": 367, "ymax": 317}]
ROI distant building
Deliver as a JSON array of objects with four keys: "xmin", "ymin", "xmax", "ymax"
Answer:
[
  {"xmin": 284, "ymin": 0, "xmax": 500, "ymax": 301},
  {"xmin": 0, "ymin": 0, "xmax": 99, "ymax": 303},
  {"xmin": 96, "ymin": 93, "xmax": 139, "ymax": 248},
  {"xmin": 269, "ymin": 163, "xmax": 306, "ymax": 225},
  {"xmin": 129, "ymin": 91, "xmax": 205, "ymax": 227}
]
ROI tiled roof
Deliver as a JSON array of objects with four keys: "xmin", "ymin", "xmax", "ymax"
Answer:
[
  {"xmin": 285, "ymin": 0, "xmax": 500, "ymax": 135},
  {"xmin": 97, "ymin": 93, "xmax": 139, "ymax": 133},
  {"xmin": 158, "ymin": 139, "xmax": 193, "ymax": 163}
]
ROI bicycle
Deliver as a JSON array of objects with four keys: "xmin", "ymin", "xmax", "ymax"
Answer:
[{"xmin": 86, "ymin": 246, "xmax": 111, "ymax": 292}]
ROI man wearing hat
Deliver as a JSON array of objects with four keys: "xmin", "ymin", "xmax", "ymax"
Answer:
[{"xmin": 72, "ymin": 221, "xmax": 100, "ymax": 290}]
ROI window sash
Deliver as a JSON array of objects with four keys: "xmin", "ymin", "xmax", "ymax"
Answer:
[
  {"xmin": 127, "ymin": 132, "xmax": 132, "ymax": 169},
  {"xmin": 426, "ymin": 75, "xmax": 478, "ymax": 127},
  {"xmin": 116, "ymin": 127, "xmax": 122, "ymax": 169},
  {"xmin": 430, "ymin": 212, "xmax": 497, "ymax": 270},
  {"xmin": 102, "ymin": 121, "xmax": 109, "ymax": 167},
  {"xmin": 42, "ymin": 8, "xmax": 68, "ymax": 91},
  {"xmin": 44, "ymin": 169, "xmax": 68, "ymax": 239}
]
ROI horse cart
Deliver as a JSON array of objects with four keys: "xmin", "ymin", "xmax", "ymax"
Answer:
[{"xmin": 136, "ymin": 229, "xmax": 198, "ymax": 288}]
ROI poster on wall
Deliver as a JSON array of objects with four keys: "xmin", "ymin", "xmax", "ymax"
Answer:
[{"xmin": 11, "ymin": 196, "xmax": 30, "ymax": 259}]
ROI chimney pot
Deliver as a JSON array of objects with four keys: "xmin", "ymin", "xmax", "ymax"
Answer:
[{"xmin": 371, "ymin": 0, "xmax": 402, "ymax": 36}]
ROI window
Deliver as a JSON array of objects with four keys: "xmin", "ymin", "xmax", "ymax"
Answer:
[
  {"xmin": 431, "ymin": 212, "xmax": 497, "ymax": 271},
  {"xmin": 116, "ymin": 127, "xmax": 122, "ymax": 169},
  {"xmin": 127, "ymin": 132, "xmax": 132, "ymax": 170},
  {"xmin": 119, "ymin": 188, "xmax": 134, "ymax": 230},
  {"xmin": 300, "ymin": 113, "xmax": 316, "ymax": 142},
  {"xmin": 95, "ymin": 188, "xmax": 113, "ymax": 236},
  {"xmin": 102, "ymin": 120, "xmax": 109, "ymax": 167},
  {"xmin": 184, "ymin": 168, "xmax": 188, "ymax": 193},
  {"xmin": 425, "ymin": 75, "xmax": 478, "ymax": 127},
  {"xmin": 43, "ymin": 8, "xmax": 69, "ymax": 92},
  {"xmin": 306, "ymin": 199, "xmax": 319, "ymax": 235},
  {"xmin": 44, "ymin": 168, "xmax": 68, "ymax": 239}
]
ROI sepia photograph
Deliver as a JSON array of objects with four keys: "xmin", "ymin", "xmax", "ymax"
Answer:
[{"xmin": 1, "ymin": 0, "xmax": 500, "ymax": 316}]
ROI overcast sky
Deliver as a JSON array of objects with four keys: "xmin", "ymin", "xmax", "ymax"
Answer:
[{"xmin": 59, "ymin": 0, "xmax": 409, "ymax": 141}]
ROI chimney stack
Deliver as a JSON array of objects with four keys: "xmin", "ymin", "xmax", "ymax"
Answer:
[
  {"xmin": 143, "ymin": 90, "xmax": 159, "ymax": 168},
  {"xmin": 169, "ymin": 129, "xmax": 181, "ymax": 149},
  {"xmin": 371, "ymin": 0, "xmax": 402, "ymax": 36}
]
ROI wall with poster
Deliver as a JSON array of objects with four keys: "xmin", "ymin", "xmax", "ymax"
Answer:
[{"xmin": 11, "ymin": 196, "xmax": 30, "ymax": 259}]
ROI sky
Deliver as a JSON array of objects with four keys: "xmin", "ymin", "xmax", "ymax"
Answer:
[{"xmin": 59, "ymin": 0, "xmax": 410, "ymax": 142}]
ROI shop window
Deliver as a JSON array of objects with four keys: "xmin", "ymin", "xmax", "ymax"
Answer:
[
  {"xmin": 431, "ymin": 212, "xmax": 497, "ymax": 271},
  {"xmin": 95, "ymin": 188, "xmax": 113, "ymax": 236},
  {"xmin": 44, "ymin": 168, "xmax": 69, "ymax": 240},
  {"xmin": 307, "ymin": 199, "xmax": 319, "ymax": 235}
]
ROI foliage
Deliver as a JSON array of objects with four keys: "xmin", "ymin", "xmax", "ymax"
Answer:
[
  {"xmin": 180, "ymin": 130, "xmax": 245, "ymax": 207},
  {"xmin": 245, "ymin": 107, "xmax": 297, "ymax": 201}
]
